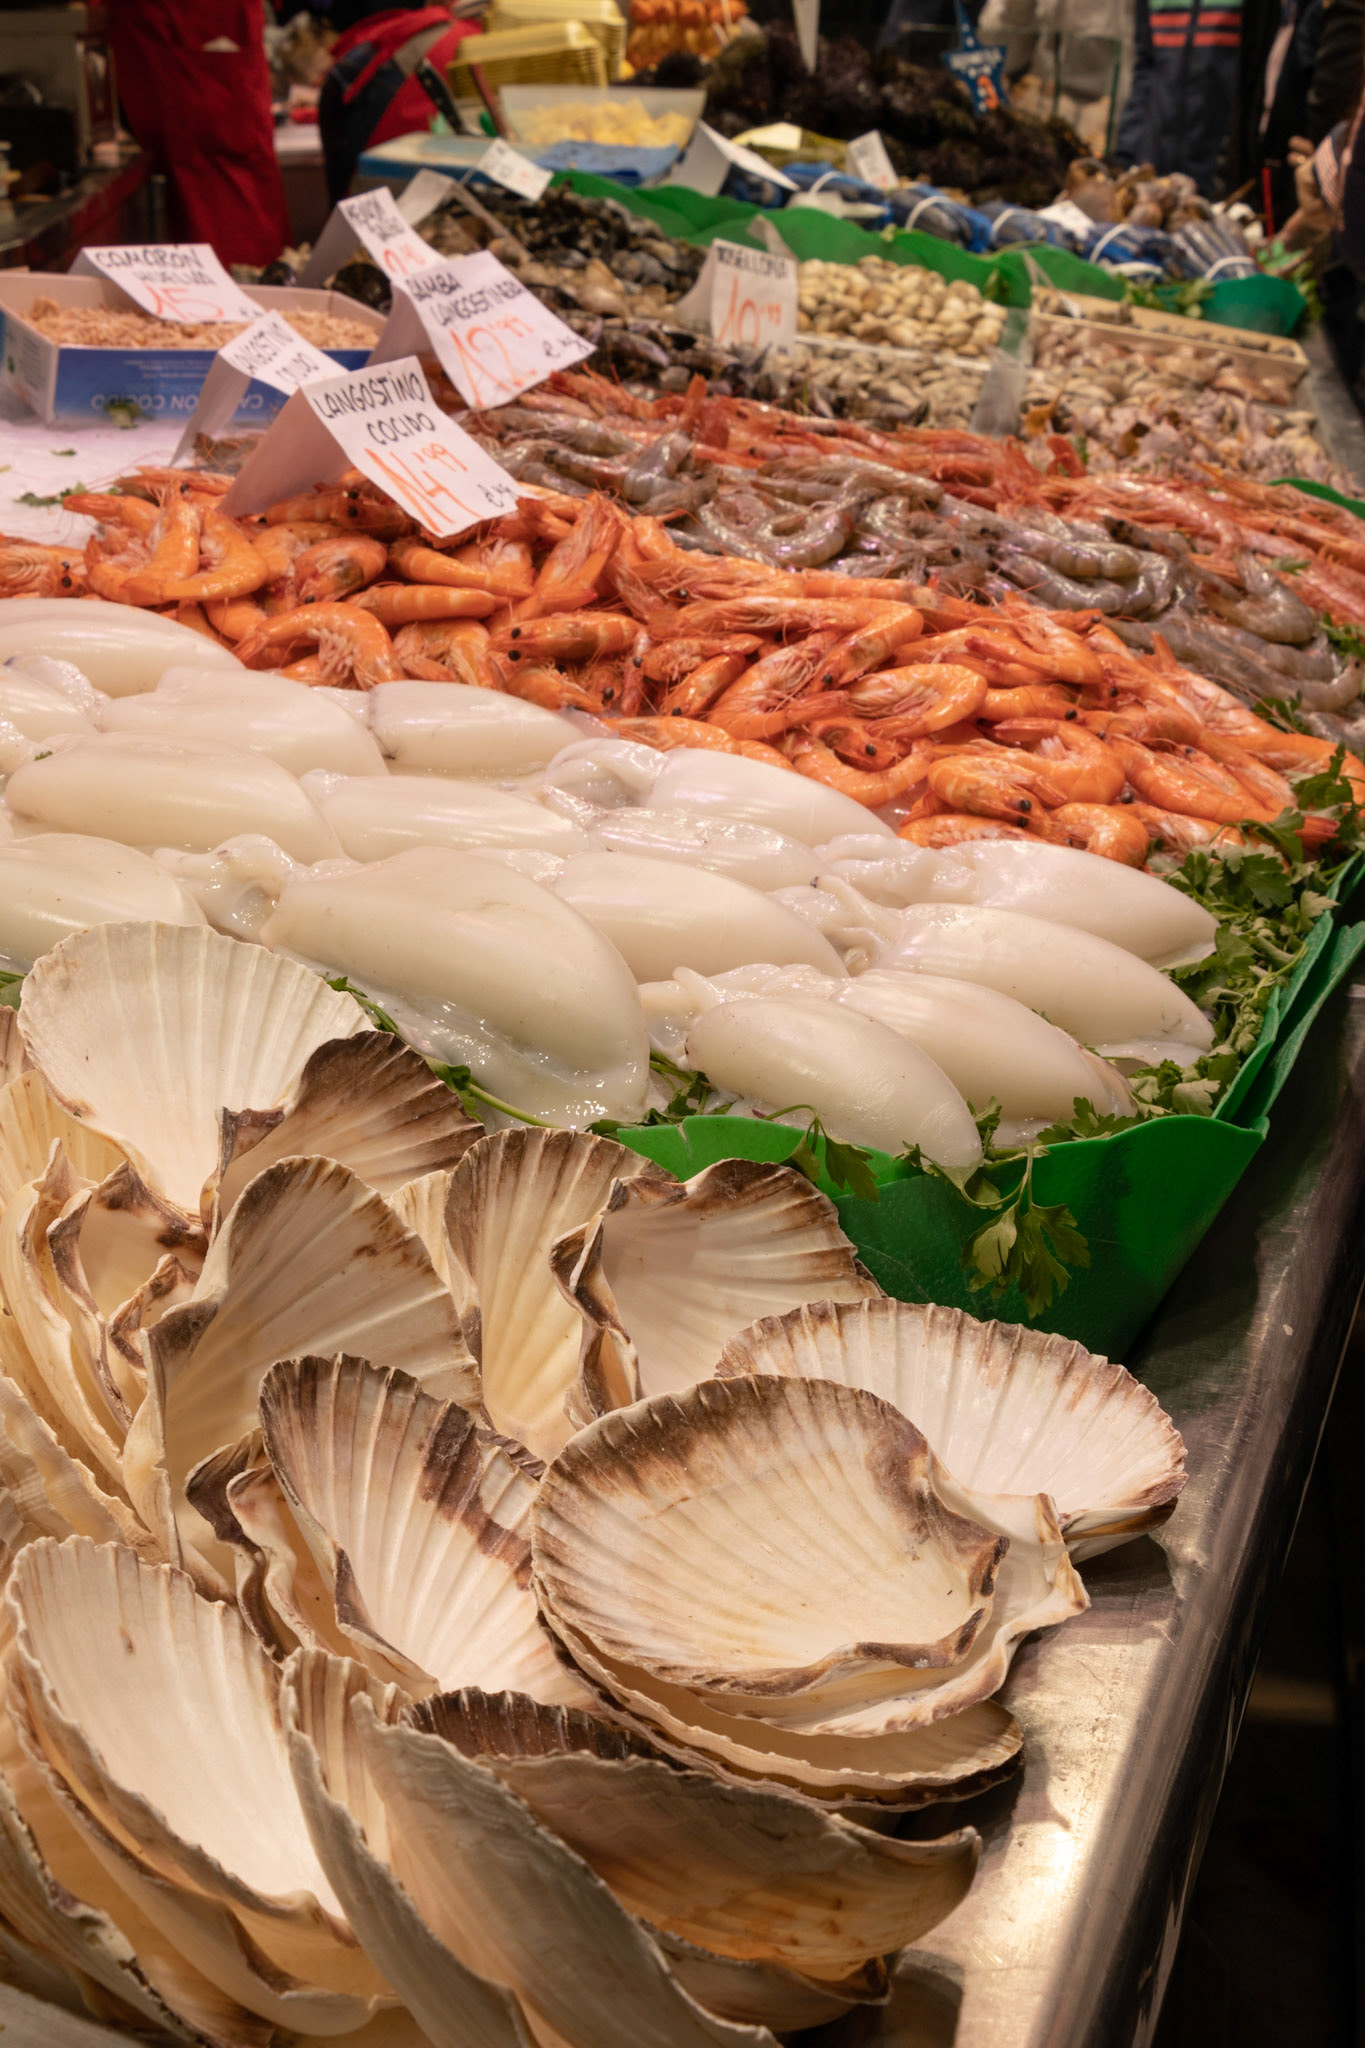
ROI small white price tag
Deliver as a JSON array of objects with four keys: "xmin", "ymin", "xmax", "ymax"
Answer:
[
  {"xmin": 666, "ymin": 123, "xmax": 797, "ymax": 198},
  {"xmin": 72, "ymin": 243, "xmax": 261, "ymax": 323},
  {"xmin": 676, "ymin": 237, "xmax": 798, "ymax": 351},
  {"xmin": 793, "ymin": 0, "xmax": 820, "ymax": 71},
  {"xmin": 396, "ymin": 167, "xmax": 461, "ymax": 225},
  {"xmin": 223, "ymin": 356, "xmax": 521, "ymax": 540},
  {"xmin": 300, "ymin": 186, "xmax": 441, "ymax": 288},
  {"xmin": 846, "ymin": 131, "xmax": 897, "ymax": 191},
  {"xmin": 172, "ymin": 311, "xmax": 340, "ymax": 462},
  {"xmin": 370, "ymin": 249, "xmax": 593, "ymax": 409},
  {"xmin": 478, "ymin": 138, "xmax": 553, "ymax": 201}
]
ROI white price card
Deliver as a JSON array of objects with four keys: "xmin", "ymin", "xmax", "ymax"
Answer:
[
  {"xmin": 369, "ymin": 249, "xmax": 593, "ymax": 409},
  {"xmin": 477, "ymin": 138, "xmax": 553, "ymax": 201},
  {"xmin": 300, "ymin": 186, "xmax": 441, "ymax": 288},
  {"xmin": 171, "ymin": 311, "xmax": 339, "ymax": 462},
  {"xmin": 676, "ymin": 238, "xmax": 798, "ymax": 351},
  {"xmin": 222, "ymin": 356, "xmax": 521, "ymax": 540},
  {"xmin": 396, "ymin": 167, "xmax": 461, "ymax": 225},
  {"xmin": 846, "ymin": 130, "xmax": 897, "ymax": 191},
  {"xmin": 665, "ymin": 123, "xmax": 797, "ymax": 198},
  {"xmin": 793, "ymin": 0, "xmax": 820, "ymax": 70},
  {"xmin": 72, "ymin": 243, "xmax": 261, "ymax": 323}
]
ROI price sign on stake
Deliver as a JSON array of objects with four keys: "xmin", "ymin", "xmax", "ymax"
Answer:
[
  {"xmin": 369, "ymin": 249, "xmax": 593, "ymax": 409},
  {"xmin": 846, "ymin": 131, "xmax": 897, "ymax": 191},
  {"xmin": 171, "ymin": 312, "xmax": 339, "ymax": 463},
  {"xmin": 666, "ymin": 123, "xmax": 797, "ymax": 197},
  {"xmin": 478, "ymin": 139, "xmax": 553, "ymax": 201},
  {"xmin": 222, "ymin": 356, "xmax": 520, "ymax": 540},
  {"xmin": 299, "ymin": 186, "xmax": 440, "ymax": 288},
  {"xmin": 677, "ymin": 239, "xmax": 798, "ymax": 351},
  {"xmin": 72, "ymin": 243, "xmax": 261, "ymax": 324}
]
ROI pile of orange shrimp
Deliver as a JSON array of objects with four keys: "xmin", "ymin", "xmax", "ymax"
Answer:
[{"xmin": 3, "ymin": 458, "xmax": 1360, "ymax": 871}]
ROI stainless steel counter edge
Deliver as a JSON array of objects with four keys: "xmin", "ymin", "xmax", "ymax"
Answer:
[{"xmin": 815, "ymin": 971, "xmax": 1365, "ymax": 2048}]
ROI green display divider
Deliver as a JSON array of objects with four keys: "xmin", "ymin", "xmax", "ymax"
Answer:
[
  {"xmin": 615, "ymin": 1108, "xmax": 1266, "ymax": 1361},
  {"xmin": 554, "ymin": 170, "xmax": 1305, "ymax": 332},
  {"xmin": 1273, "ymin": 476, "xmax": 1365, "ymax": 521}
]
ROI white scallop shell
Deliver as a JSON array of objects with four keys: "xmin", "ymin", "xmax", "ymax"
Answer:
[
  {"xmin": 19, "ymin": 923, "xmax": 369, "ymax": 1212},
  {"xmin": 717, "ymin": 1299, "xmax": 1186, "ymax": 1558}
]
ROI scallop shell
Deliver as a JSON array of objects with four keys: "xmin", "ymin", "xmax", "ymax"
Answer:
[
  {"xmin": 444, "ymin": 1130, "xmax": 667, "ymax": 1464},
  {"xmin": 348, "ymin": 1689, "xmax": 781, "ymax": 2048},
  {"xmin": 18, "ymin": 923, "xmax": 368, "ymax": 1212},
  {"xmin": 210, "ymin": 1032, "xmax": 481, "ymax": 1228},
  {"xmin": 535, "ymin": 1376, "xmax": 1004, "ymax": 1704},
  {"xmin": 127, "ymin": 1157, "xmax": 475, "ymax": 1583},
  {"xmin": 6, "ymin": 1539, "xmax": 391, "ymax": 2035},
  {"xmin": 534, "ymin": 1376, "xmax": 1085, "ymax": 1739},
  {"xmin": 654, "ymin": 1932, "xmax": 887, "ymax": 2033},
  {"xmin": 408, "ymin": 1688, "xmax": 978, "ymax": 1977},
  {"xmin": 717, "ymin": 1300, "xmax": 1186, "ymax": 1558},
  {"xmin": 0, "ymin": 1071, "xmax": 124, "ymax": 1215},
  {"xmin": 557, "ymin": 1159, "xmax": 881, "ymax": 1405},
  {"xmin": 0, "ymin": 1368, "xmax": 151, "ymax": 1557},
  {"xmin": 281, "ymin": 1650, "xmax": 540, "ymax": 2048},
  {"xmin": 256, "ymin": 1355, "xmax": 592, "ymax": 1707},
  {"xmin": 388, "ymin": 1170, "xmax": 456, "ymax": 1292},
  {"xmin": 0, "ymin": 1008, "xmax": 28, "ymax": 1089}
]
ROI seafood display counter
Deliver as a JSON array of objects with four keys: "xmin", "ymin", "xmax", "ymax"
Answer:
[{"xmin": 868, "ymin": 968, "xmax": 1365, "ymax": 2048}]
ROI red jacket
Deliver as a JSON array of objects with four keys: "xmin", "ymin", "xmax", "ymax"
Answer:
[{"xmin": 328, "ymin": 8, "xmax": 478, "ymax": 150}]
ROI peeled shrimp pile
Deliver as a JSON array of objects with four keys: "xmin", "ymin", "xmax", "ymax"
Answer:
[
  {"xmin": 17, "ymin": 297, "xmax": 379, "ymax": 353},
  {"xmin": 0, "ymin": 457, "xmax": 1358, "ymax": 873}
]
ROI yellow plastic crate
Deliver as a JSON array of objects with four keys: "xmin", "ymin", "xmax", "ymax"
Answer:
[
  {"xmin": 486, "ymin": 0, "xmax": 626, "ymax": 82},
  {"xmin": 449, "ymin": 21, "xmax": 607, "ymax": 95}
]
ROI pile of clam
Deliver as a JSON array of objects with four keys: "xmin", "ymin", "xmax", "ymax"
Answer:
[
  {"xmin": 0, "ymin": 920, "xmax": 1184, "ymax": 2045},
  {"xmin": 797, "ymin": 260, "xmax": 1007, "ymax": 358}
]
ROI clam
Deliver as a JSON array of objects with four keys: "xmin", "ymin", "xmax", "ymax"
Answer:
[{"xmin": 718, "ymin": 1299, "xmax": 1187, "ymax": 1558}]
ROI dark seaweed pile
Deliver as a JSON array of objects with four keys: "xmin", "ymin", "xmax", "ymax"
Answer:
[{"xmin": 704, "ymin": 24, "xmax": 1083, "ymax": 208}]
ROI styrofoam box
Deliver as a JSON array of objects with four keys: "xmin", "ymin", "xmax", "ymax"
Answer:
[{"xmin": 0, "ymin": 273, "xmax": 384, "ymax": 427}]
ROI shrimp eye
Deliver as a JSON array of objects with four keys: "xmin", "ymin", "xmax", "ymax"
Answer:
[
  {"xmin": 510, "ymin": 627, "xmax": 521, "ymax": 639},
  {"xmin": 1019, "ymin": 799, "xmax": 1032, "ymax": 812},
  {"xmin": 507, "ymin": 650, "xmax": 521, "ymax": 662},
  {"xmin": 603, "ymin": 688, "xmax": 616, "ymax": 703},
  {"xmin": 865, "ymin": 744, "xmax": 876, "ymax": 757}
]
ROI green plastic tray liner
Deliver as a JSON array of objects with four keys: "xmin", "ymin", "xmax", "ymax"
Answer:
[{"xmin": 553, "ymin": 171, "xmax": 1306, "ymax": 334}]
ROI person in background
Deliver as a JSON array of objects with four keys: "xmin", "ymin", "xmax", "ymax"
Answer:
[
  {"xmin": 316, "ymin": 0, "xmax": 477, "ymax": 204},
  {"xmin": 108, "ymin": 0, "xmax": 292, "ymax": 267},
  {"xmin": 1115, "ymin": 0, "xmax": 1244, "ymax": 194},
  {"xmin": 1226, "ymin": 0, "xmax": 1324, "ymax": 221}
]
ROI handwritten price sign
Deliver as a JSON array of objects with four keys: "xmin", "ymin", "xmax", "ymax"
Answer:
[
  {"xmin": 73, "ymin": 244, "xmax": 261, "ymax": 324},
  {"xmin": 678, "ymin": 239, "xmax": 798, "ymax": 352},
  {"xmin": 373, "ymin": 249, "xmax": 593, "ymax": 408},
  {"xmin": 223, "ymin": 357, "xmax": 520, "ymax": 540},
  {"xmin": 299, "ymin": 186, "xmax": 441, "ymax": 290}
]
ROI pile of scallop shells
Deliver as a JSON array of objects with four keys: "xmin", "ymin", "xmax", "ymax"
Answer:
[{"xmin": 0, "ymin": 920, "xmax": 1185, "ymax": 2046}]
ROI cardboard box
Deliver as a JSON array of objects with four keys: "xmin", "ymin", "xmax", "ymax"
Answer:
[{"xmin": 0, "ymin": 273, "xmax": 383, "ymax": 427}]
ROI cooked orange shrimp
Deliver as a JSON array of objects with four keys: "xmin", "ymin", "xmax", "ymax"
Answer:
[
  {"xmin": 659, "ymin": 652, "xmax": 752, "ymax": 719},
  {"xmin": 265, "ymin": 486, "xmax": 408, "ymax": 538},
  {"xmin": 704, "ymin": 633, "xmax": 841, "ymax": 741},
  {"xmin": 355, "ymin": 583, "xmax": 499, "ymax": 627},
  {"xmin": 206, "ymin": 595, "xmax": 267, "ymax": 641},
  {"xmin": 1045, "ymin": 803, "xmax": 1150, "ymax": 866},
  {"xmin": 845, "ymin": 663, "xmax": 987, "ymax": 733},
  {"xmin": 1002, "ymin": 610, "xmax": 1105, "ymax": 688},
  {"xmin": 821, "ymin": 607, "xmax": 925, "ymax": 684},
  {"xmin": 785, "ymin": 734, "xmax": 935, "ymax": 806},
  {"xmin": 64, "ymin": 492, "xmax": 160, "ymax": 536},
  {"xmin": 515, "ymin": 495, "xmax": 621, "ymax": 620},
  {"xmin": 392, "ymin": 534, "xmax": 535, "ymax": 599},
  {"xmin": 491, "ymin": 611, "xmax": 640, "ymax": 663},
  {"xmin": 602, "ymin": 716, "xmax": 789, "ymax": 770},
  {"xmin": 1196, "ymin": 733, "xmax": 1297, "ymax": 815},
  {"xmin": 235, "ymin": 602, "xmax": 404, "ymax": 688},
  {"xmin": 85, "ymin": 489, "xmax": 202, "ymax": 604},
  {"xmin": 168, "ymin": 602, "xmax": 222, "ymax": 643},
  {"xmin": 989, "ymin": 719, "xmax": 1126, "ymax": 804},
  {"xmin": 0, "ymin": 540, "xmax": 86, "ymax": 598},
  {"xmin": 979, "ymin": 683, "xmax": 1076, "ymax": 720},
  {"xmin": 126, "ymin": 466, "xmax": 232, "ymax": 498},
  {"xmin": 671, "ymin": 596, "xmax": 911, "ymax": 641},
  {"xmin": 640, "ymin": 635, "xmax": 764, "ymax": 687},
  {"xmin": 1131, "ymin": 803, "xmax": 1248, "ymax": 854},
  {"xmin": 296, "ymin": 535, "xmax": 388, "ymax": 602},
  {"xmin": 1107, "ymin": 735, "xmax": 1278, "ymax": 824},
  {"xmin": 925, "ymin": 749, "xmax": 1067, "ymax": 825},
  {"xmin": 1081, "ymin": 702, "xmax": 1205, "ymax": 748},
  {"xmin": 898, "ymin": 812, "xmax": 1033, "ymax": 847},
  {"xmin": 393, "ymin": 620, "xmax": 498, "ymax": 686}
]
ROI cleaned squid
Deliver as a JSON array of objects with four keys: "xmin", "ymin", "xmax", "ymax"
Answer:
[
  {"xmin": 878, "ymin": 903, "xmax": 1214, "ymax": 1058},
  {"xmin": 542, "ymin": 740, "xmax": 895, "ymax": 845},
  {"xmin": 588, "ymin": 807, "xmax": 823, "ymax": 892},
  {"xmin": 0, "ymin": 833, "xmax": 205, "ymax": 970},
  {"xmin": 0, "ymin": 599, "xmax": 243, "ymax": 694},
  {"xmin": 99, "ymin": 670, "xmax": 388, "ymax": 777},
  {"xmin": 5, "ymin": 734, "xmax": 341, "ymax": 864},
  {"xmin": 367, "ymin": 682, "xmax": 583, "ymax": 779},
  {"xmin": 0, "ymin": 659, "xmax": 99, "ymax": 741},
  {"xmin": 550, "ymin": 852, "xmax": 848, "ymax": 983},
  {"xmin": 686, "ymin": 996, "xmax": 983, "ymax": 1169},
  {"xmin": 261, "ymin": 845, "xmax": 650, "ymax": 1126},
  {"xmin": 302, "ymin": 773, "xmax": 591, "ymax": 861}
]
